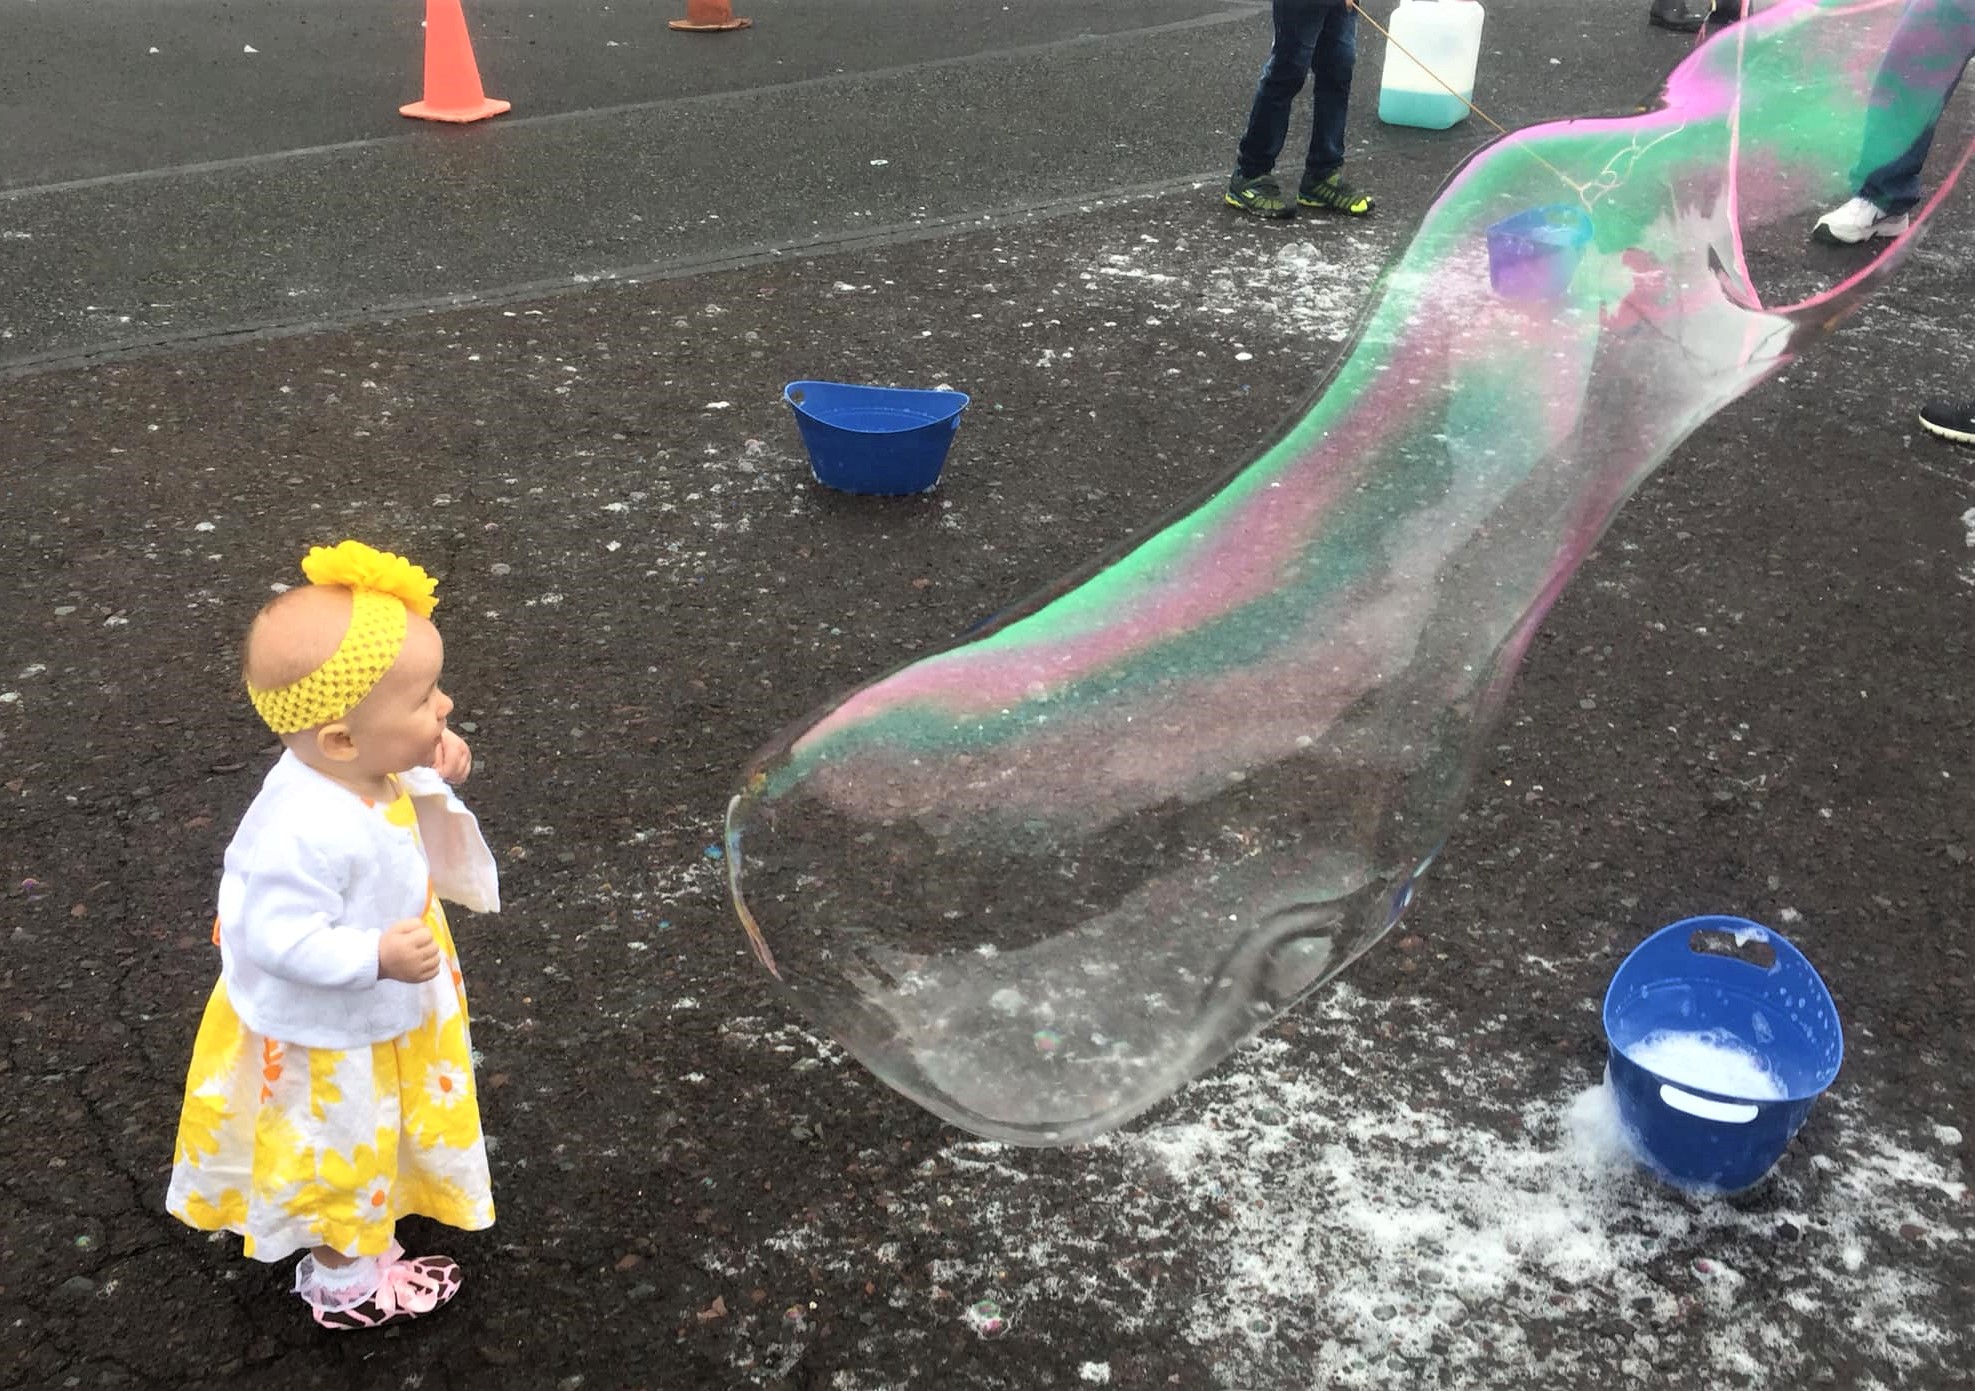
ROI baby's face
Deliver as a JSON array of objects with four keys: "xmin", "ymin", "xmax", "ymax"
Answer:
[{"xmin": 347, "ymin": 613, "xmax": 454, "ymax": 777}]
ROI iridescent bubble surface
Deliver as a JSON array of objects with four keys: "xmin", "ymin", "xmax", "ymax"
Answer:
[
  {"xmin": 727, "ymin": 1, "xmax": 1975, "ymax": 1144},
  {"xmin": 967, "ymin": 1298, "xmax": 1008, "ymax": 1339}
]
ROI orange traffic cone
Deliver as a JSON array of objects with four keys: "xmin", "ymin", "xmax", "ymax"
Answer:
[
  {"xmin": 669, "ymin": 0, "xmax": 752, "ymax": 32},
  {"xmin": 401, "ymin": 0, "xmax": 511, "ymax": 123}
]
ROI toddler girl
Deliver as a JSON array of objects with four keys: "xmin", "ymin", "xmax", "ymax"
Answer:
[{"xmin": 166, "ymin": 540, "xmax": 500, "ymax": 1330}]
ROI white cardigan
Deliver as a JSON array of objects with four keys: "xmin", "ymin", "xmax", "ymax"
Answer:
[{"xmin": 214, "ymin": 752, "xmax": 501, "ymax": 1049}]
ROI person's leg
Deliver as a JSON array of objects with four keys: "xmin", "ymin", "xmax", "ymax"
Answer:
[
  {"xmin": 1233, "ymin": 0, "xmax": 1328, "ymax": 180},
  {"xmin": 1297, "ymin": 2, "xmax": 1373, "ymax": 213},
  {"xmin": 1853, "ymin": 0, "xmax": 1975, "ymax": 214},
  {"xmin": 1817, "ymin": 0, "xmax": 1975, "ymax": 241},
  {"xmin": 295, "ymin": 1243, "xmax": 386, "ymax": 1313},
  {"xmin": 280, "ymin": 1023, "xmax": 475, "ymax": 1332},
  {"xmin": 1300, "ymin": 0, "xmax": 1357, "ymax": 186},
  {"xmin": 1858, "ymin": 126, "xmax": 1941, "ymax": 217}
]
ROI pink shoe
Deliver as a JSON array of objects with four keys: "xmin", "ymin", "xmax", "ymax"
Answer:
[{"xmin": 308, "ymin": 1246, "xmax": 464, "ymax": 1331}]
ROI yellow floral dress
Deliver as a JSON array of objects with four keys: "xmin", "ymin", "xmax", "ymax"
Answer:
[{"xmin": 166, "ymin": 787, "xmax": 494, "ymax": 1262}]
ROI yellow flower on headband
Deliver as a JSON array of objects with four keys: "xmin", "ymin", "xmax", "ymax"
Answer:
[{"xmin": 300, "ymin": 540, "xmax": 439, "ymax": 617}]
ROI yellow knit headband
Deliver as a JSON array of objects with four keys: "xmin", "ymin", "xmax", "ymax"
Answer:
[{"xmin": 247, "ymin": 541, "xmax": 439, "ymax": 734}]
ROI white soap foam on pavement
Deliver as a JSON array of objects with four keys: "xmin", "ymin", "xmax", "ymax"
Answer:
[{"xmin": 719, "ymin": 983, "xmax": 1967, "ymax": 1389}]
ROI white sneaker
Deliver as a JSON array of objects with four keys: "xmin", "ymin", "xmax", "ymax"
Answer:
[{"xmin": 1813, "ymin": 196, "xmax": 1909, "ymax": 245}]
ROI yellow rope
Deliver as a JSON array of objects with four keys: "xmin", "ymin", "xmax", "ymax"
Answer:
[{"xmin": 1343, "ymin": 0, "xmax": 1726, "ymax": 205}]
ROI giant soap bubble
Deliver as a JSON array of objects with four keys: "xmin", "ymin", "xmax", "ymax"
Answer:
[{"xmin": 726, "ymin": 0, "xmax": 1975, "ymax": 1144}]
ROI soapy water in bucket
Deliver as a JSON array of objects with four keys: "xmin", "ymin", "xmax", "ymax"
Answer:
[
  {"xmin": 726, "ymin": 1, "xmax": 1975, "ymax": 1145},
  {"xmin": 1623, "ymin": 1029, "xmax": 1786, "ymax": 1102}
]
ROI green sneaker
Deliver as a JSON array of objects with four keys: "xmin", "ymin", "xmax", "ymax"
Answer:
[
  {"xmin": 1298, "ymin": 173, "xmax": 1374, "ymax": 216},
  {"xmin": 1225, "ymin": 173, "xmax": 1294, "ymax": 220}
]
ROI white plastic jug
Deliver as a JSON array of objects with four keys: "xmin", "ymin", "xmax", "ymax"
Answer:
[{"xmin": 1377, "ymin": 0, "xmax": 1486, "ymax": 131}]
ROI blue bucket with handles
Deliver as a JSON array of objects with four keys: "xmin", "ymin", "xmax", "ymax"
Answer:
[
  {"xmin": 1602, "ymin": 916, "xmax": 1842, "ymax": 1193},
  {"xmin": 783, "ymin": 380, "xmax": 968, "ymax": 495}
]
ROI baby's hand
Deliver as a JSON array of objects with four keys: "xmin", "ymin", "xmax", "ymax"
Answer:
[
  {"xmin": 432, "ymin": 728, "xmax": 473, "ymax": 784},
  {"xmin": 378, "ymin": 917, "xmax": 441, "ymax": 983}
]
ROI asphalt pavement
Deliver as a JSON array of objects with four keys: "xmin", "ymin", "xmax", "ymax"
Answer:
[
  {"xmin": 0, "ymin": 0, "xmax": 1672, "ymax": 373},
  {"xmin": 2, "ymin": 3, "xmax": 1971, "ymax": 1389}
]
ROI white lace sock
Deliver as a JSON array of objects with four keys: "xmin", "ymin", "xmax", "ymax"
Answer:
[{"xmin": 293, "ymin": 1245, "xmax": 393, "ymax": 1312}]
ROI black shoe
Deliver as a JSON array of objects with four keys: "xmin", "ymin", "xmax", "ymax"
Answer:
[
  {"xmin": 1649, "ymin": 1, "xmax": 1705, "ymax": 31},
  {"xmin": 1225, "ymin": 173, "xmax": 1294, "ymax": 220},
  {"xmin": 1649, "ymin": 1, "xmax": 1737, "ymax": 31},
  {"xmin": 1297, "ymin": 172, "xmax": 1374, "ymax": 216},
  {"xmin": 1917, "ymin": 399, "xmax": 1975, "ymax": 445}
]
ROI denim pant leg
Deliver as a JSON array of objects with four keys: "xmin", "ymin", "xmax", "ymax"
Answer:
[
  {"xmin": 1302, "ymin": 2, "xmax": 1359, "ymax": 184},
  {"xmin": 1859, "ymin": 124, "xmax": 1942, "ymax": 215},
  {"xmin": 1233, "ymin": 0, "xmax": 1334, "ymax": 178},
  {"xmin": 1853, "ymin": 0, "xmax": 1975, "ymax": 214}
]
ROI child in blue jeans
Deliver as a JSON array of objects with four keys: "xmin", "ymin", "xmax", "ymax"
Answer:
[{"xmin": 1227, "ymin": 0, "xmax": 1376, "ymax": 220}]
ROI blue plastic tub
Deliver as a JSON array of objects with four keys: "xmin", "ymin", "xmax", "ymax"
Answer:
[
  {"xmin": 783, "ymin": 381, "xmax": 969, "ymax": 495},
  {"xmin": 1603, "ymin": 916, "xmax": 1842, "ymax": 1193},
  {"xmin": 1485, "ymin": 204, "xmax": 1594, "ymax": 302}
]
